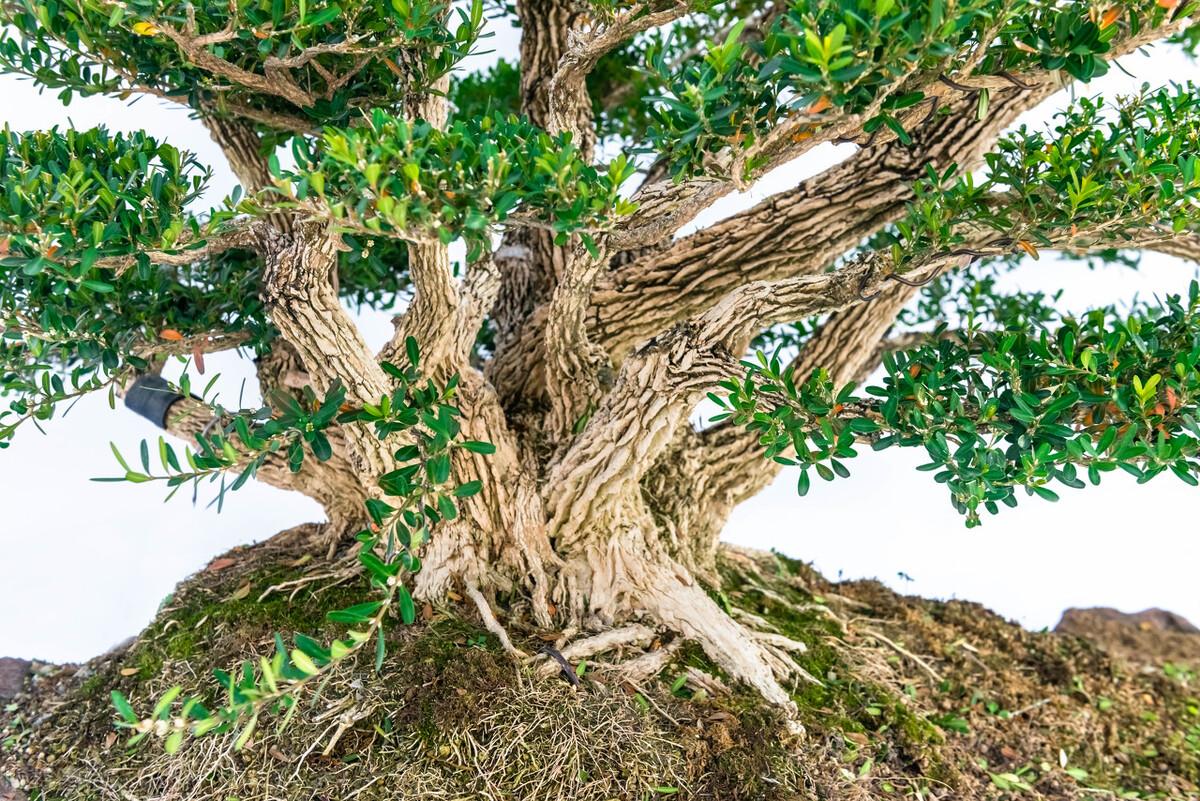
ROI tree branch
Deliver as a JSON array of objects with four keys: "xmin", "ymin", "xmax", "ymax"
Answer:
[
  {"xmin": 547, "ymin": 1, "xmax": 690, "ymax": 137},
  {"xmin": 593, "ymin": 84, "xmax": 1054, "ymax": 360},
  {"xmin": 258, "ymin": 222, "xmax": 396, "ymax": 477},
  {"xmin": 93, "ymin": 221, "xmax": 259, "ymax": 276},
  {"xmin": 606, "ymin": 12, "xmax": 1190, "ymax": 254}
]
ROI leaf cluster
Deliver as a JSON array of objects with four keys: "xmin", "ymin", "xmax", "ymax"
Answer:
[
  {"xmin": 643, "ymin": 0, "xmax": 1191, "ymax": 177},
  {"xmin": 886, "ymin": 83, "xmax": 1200, "ymax": 270},
  {"xmin": 718, "ymin": 282, "xmax": 1200, "ymax": 526},
  {"xmin": 0, "ymin": 0, "xmax": 486, "ymax": 129},
  {"xmin": 278, "ymin": 110, "xmax": 637, "ymax": 256},
  {"xmin": 0, "ymin": 126, "xmax": 210, "ymax": 284}
]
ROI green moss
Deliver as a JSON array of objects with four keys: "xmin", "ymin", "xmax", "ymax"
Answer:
[
  {"xmin": 76, "ymin": 672, "xmax": 107, "ymax": 699},
  {"xmin": 127, "ymin": 562, "xmax": 368, "ymax": 683},
  {"xmin": 711, "ymin": 554, "xmax": 948, "ymax": 781}
]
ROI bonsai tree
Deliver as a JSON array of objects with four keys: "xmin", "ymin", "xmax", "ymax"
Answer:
[{"xmin": 2, "ymin": 0, "xmax": 1199, "ymax": 752}]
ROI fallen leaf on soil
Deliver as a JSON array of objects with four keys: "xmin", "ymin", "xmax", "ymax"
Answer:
[{"xmin": 207, "ymin": 557, "xmax": 236, "ymax": 572}]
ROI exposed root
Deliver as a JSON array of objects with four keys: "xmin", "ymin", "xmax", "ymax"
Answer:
[
  {"xmin": 758, "ymin": 641, "xmax": 824, "ymax": 687},
  {"xmin": 465, "ymin": 583, "xmax": 525, "ymax": 657},
  {"xmin": 682, "ymin": 666, "xmax": 729, "ymax": 697},
  {"xmin": 537, "ymin": 624, "xmax": 657, "ymax": 677},
  {"xmin": 256, "ymin": 555, "xmax": 359, "ymax": 603},
  {"xmin": 750, "ymin": 631, "xmax": 809, "ymax": 655},
  {"xmin": 601, "ymin": 640, "xmax": 682, "ymax": 684},
  {"xmin": 626, "ymin": 555, "xmax": 799, "ymax": 712}
]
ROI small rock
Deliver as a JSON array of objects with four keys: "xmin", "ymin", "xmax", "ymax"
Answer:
[
  {"xmin": 0, "ymin": 658, "xmax": 31, "ymax": 700},
  {"xmin": 0, "ymin": 777, "xmax": 28, "ymax": 801}
]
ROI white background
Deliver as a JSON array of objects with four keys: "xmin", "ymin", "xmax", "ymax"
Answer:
[{"xmin": 1, "ymin": 21, "xmax": 1198, "ymax": 662}]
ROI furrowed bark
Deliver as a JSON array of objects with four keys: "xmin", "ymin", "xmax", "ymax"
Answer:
[
  {"xmin": 381, "ymin": 239, "xmax": 459, "ymax": 373},
  {"xmin": 593, "ymin": 86, "xmax": 1052, "ymax": 361},
  {"xmin": 203, "ymin": 115, "xmax": 275, "ymax": 195},
  {"xmin": 488, "ymin": 0, "xmax": 602, "ymax": 417},
  {"xmin": 258, "ymin": 222, "xmax": 396, "ymax": 477}
]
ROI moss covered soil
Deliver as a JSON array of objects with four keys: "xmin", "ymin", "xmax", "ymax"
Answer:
[{"xmin": 2, "ymin": 528, "xmax": 1198, "ymax": 800}]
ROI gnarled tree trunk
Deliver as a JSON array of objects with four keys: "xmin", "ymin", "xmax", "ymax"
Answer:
[{"xmin": 120, "ymin": 5, "xmax": 1198, "ymax": 718}]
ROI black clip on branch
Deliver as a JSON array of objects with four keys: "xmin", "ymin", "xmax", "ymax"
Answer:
[{"xmin": 124, "ymin": 374, "xmax": 185, "ymax": 429}]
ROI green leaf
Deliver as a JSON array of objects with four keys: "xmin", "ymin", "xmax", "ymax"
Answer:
[
  {"xmin": 327, "ymin": 601, "xmax": 383, "ymax": 624},
  {"xmin": 397, "ymin": 586, "xmax": 416, "ymax": 625},
  {"xmin": 291, "ymin": 648, "xmax": 319, "ymax": 676},
  {"xmin": 111, "ymin": 690, "xmax": 138, "ymax": 724}
]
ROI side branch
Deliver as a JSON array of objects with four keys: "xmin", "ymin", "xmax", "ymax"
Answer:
[
  {"xmin": 258, "ymin": 222, "xmax": 396, "ymax": 477},
  {"xmin": 593, "ymin": 85, "xmax": 1053, "ymax": 359},
  {"xmin": 547, "ymin": 1, "xmax": 690, "ymax": 136}
]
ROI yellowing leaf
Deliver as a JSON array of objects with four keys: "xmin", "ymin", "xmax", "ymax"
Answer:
[
  {"xmin": 131, "ymin": 21, "xmax": 161, "ymax": 36},
  {"xmin": 291, "ymin": 648, "xmax": 319, "ymax": 676}
]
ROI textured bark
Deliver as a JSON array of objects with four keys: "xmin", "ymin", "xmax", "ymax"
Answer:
[
  {"xmin": 259, "ymin": 223, "xmax": 397, "ymax": 475},
  {"xmin": 592, "ymin": 85, "xmax": 1054, "ymax": 361},
  {"xmin": 203, "ymin": 115, "xmax": 275, "ymax": 194}
]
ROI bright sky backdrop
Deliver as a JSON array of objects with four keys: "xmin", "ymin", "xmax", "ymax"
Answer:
[{"xmin": 1, "ymin": 21, "xmax": 1198, "ymax": 662}]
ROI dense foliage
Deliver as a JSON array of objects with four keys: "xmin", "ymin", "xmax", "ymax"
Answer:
[
  {"xmin": 280, "ymin": 110, "xmax": 638, "ymax": 254},
  {"xmin": 0, "ymin": 0, "xmax": 488, "ymax": 129},
  {"xmin": 645, "ymin": 0, "xmax": 1196, "ymax": 176},
  {"xmin": 719, "ymin": 281, "xmax": 1200, "ymax": 525}
]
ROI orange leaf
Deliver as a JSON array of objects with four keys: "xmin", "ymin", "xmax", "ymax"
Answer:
[
  {"xmin": 908, "ymin": 364, "xmax": 922, "ymax": 379},
  {"xmin": 1157, "ymin": 0, "xmax": 1179, "ymax": 8},
  {"xmin": 1166, "ymin": 386, "xmax": 1179, "ymax": 411},
  {"xmin": 1017, "ymin": 240, "xmax": 1039, "ymax": 259},
  {"xmin": 1099, "ymin": 7, "xmax": 1121, "ymax": 28},
  {"xmin": 193, "ymin": 346, "xmax": 206, "ymax": 375},
  {"xmin": 159, "ymin": 328, "xmax": 184, "ymax": 342},
  {"xmin": 807, "ymin": 95, "xmax": 833, "ymax": 114}
]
